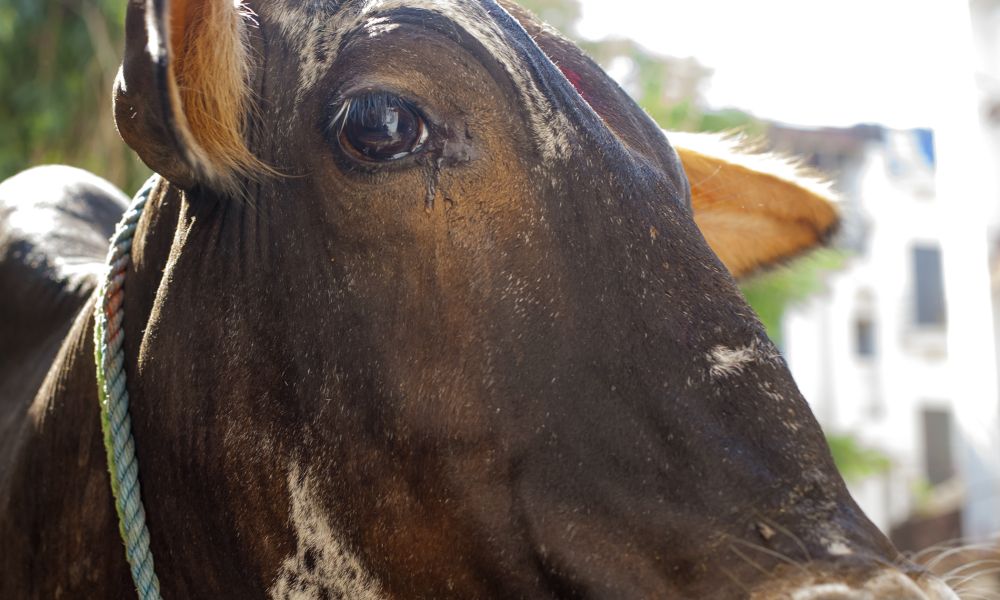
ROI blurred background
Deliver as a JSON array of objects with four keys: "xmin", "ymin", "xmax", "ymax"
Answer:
[{"xmin": 2, "ymin": 0, "xmax": 999, "ymax": 591}]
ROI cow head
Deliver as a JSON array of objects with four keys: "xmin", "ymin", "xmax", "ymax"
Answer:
[{"xmin": 112, "ymin": 0, "xmax": 957, "ymax": 597}]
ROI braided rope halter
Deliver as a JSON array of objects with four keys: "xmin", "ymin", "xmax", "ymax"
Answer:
[{"xmin": 94, "ymin": 175, "xmax": 163, "ymax": 600}]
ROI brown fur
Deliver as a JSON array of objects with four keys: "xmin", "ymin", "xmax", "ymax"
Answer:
[
  {"xmin": 167, "ymin": 0, "xmax": 269, "ymax": 191},
  {"xmin": 670, "ymin": 132, "xmax": 839, "ymax": 279}
]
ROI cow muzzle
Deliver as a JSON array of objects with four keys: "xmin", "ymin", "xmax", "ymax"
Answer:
[{"xmin": 780, "ymin": 570, "xmax": 958, "ymax": 600}]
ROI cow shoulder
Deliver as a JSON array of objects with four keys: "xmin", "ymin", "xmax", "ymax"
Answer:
[
  {"xmin": 670, "ymin": 132, "xmax": 839, "ymax": 279},
  {"xmin": 0, "ymin": 166, "xmax": 128, "ymax": 362}
]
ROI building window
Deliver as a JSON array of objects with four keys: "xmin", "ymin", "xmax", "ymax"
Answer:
[
  {"xmin": 855, "ymin": 317, "xmax": 876, "ymax": 358},
  {"xmin": 912, "ymin": 245, "xmax": 946, "ymax": 327},
  {"xmin": 915, "ymin": 128, "xmax": 936, "ymax": 169},
  {"xmin": 922, "ymin": 408, "xmax": 955, "ymax": 486}
]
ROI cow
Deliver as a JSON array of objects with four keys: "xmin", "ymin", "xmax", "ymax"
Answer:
[{"xmin": 0, "ymin": 0, "xmax": 963, "ymax": 598}]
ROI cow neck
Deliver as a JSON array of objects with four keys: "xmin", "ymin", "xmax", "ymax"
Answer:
[{"xmin": 93, "ymin": 175, "xmax": 163, "ymax": 600}]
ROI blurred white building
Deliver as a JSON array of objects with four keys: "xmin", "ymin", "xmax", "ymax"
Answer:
[
  {"xmin": 775, "ymin": 125, "xmax": 960, "ymax": 541},
  {"xmin": 775, "ymin": 0, "xmax": 1000, "ymax": 546}
]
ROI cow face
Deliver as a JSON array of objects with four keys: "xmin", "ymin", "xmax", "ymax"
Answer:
[{"xmin": 113, "ymin": 0, "xmax": 957, "ymax": 598}]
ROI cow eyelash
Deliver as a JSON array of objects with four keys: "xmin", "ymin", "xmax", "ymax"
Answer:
[{"xmin": 333, "ymin": 93, "xmax": 408, "ymax": 129}]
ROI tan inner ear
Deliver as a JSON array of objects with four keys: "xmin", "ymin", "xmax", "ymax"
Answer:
[
  {"xmin": 672, "ymin": 133, "xmax": 839, "ymax": 279},
  {"xmin": 167, "ymin": 0, "xmax": 267, "ymax": 189}
]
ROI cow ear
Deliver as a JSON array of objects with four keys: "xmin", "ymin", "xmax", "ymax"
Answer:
[
  {"xmin": 113, "ymin": 0, "xmax": 263, "ymax": 192},
  {"xmin": 669, "ymin": 132, "xmax": 839, "ymax": 279}
]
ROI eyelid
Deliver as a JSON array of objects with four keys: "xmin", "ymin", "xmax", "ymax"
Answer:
[{"xmin": 329, "ymin": 83, "xmax": 442, "ymax": 130}]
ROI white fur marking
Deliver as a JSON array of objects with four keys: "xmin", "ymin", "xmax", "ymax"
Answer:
[
  {"xmin": 707, "ymin": 345, "xmax": 756, "ymax": 378},
  {"xmin": 826, "ymin": 541, "xmax": 852, "ymax": 556},
  {"xmin": 269, "ymin": 463, "xmax": 386, "ymax": 600},
  {"xmin": 707, "ymin": 340, "xmax": 781, "ymax": 379}
]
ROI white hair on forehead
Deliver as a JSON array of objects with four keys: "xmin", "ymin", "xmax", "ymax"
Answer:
[{"xmin": 259, "ymin": 0, "xmax": 572, "ymax": 161}]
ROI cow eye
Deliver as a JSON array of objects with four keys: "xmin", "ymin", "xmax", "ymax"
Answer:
[{"xmin": 335, "ymin": 92, "xmax": 429, "ymax": 162}]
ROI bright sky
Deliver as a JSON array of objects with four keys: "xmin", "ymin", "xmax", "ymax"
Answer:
[{"xmin": 576, "ymin": 0, "xmax": 946, "ymax": 128}]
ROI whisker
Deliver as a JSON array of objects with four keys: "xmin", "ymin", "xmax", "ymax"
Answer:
[
  {"xmin": 941, "ymin": 559, "xmax": 1000, "ymax": 582},
  {"xmin": 912, "ymin": 539, "xmax": 996, "ymax": 565},
  {"xmin": 754, "ymin": 514, "xmax": 812, "ymax": 563},
  {"xmin": 947, "ymin": 565, "xmax": 1000, "ymax": 591},
  {"xmin": 953, "ymin": 571, "xmax": 1000, "ymax": 600},
  {"xmin": 719, "ymin": 565, "xmax": 753, "ymax": 597},
  {"xmin": 728, "ymin": 537, "xmax": 809, "ymax": 575},
  {"xmin": 729, "ymin": 543, "xmax": 776, "ymax": 579},
  {"xmin": 925, "ymin": 543, "xmax": 1000, "ymax": 572},
  {"xmin": 953, "ymin": 586, "xmax": 1000, "ymax": 600},
  {"xmin": 954, "ymin": 591, "xmax": 992, "ymax": 600},
  {"xmin": 864, "ymin": 552, "xmax": 899, "ymax": 572}
]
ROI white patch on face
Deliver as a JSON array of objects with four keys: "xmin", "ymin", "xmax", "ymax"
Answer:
[
  {"xmin": 816, "ymin": 527, "xmax": 855, "ymax": 559},
  {"xmin": 269, "ymin": 463, "xmax": 386, "ymax": 600},
  {"xmin": 826, "ymin": 541, "xmax": 852, "ymax": 556},
  {"xmin": 706, "ymin": 340, "xmax": 780, "ymax": 379},
  {"xmin": 258, "ymin": 0, "xmax": 572, "ymax": 161}
]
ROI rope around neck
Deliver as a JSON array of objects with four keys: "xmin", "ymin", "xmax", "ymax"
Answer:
[{"xmin": 94, "ymin": 174, "xmax": 162, "ymax": 600}]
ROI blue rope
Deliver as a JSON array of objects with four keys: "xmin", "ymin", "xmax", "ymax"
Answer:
[{"xmin": 94, "ymin": 174, "xmax": 163, "ymax": 600}]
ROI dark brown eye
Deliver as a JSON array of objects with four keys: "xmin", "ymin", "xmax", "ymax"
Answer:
[{"xmin": 335, "ymin": 93, "xmax": 428, "ymax": 162}]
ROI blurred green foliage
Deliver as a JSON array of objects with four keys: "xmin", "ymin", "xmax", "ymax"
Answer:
[
  {"xmin": 827, "ymin": 434, "xmax": 892, "ymax": 481},
  {"xmin": 518, "ymin": 0, "xmax": 582, "ymax": 35},
  {"xmin": 0, "ymin": 0, "xmax": 149, "ymax": 192}
]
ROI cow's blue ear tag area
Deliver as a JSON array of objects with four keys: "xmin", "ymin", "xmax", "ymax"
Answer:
[{"xmin": 94, "ymin": 174, "xmax": 163, "ymax": 600}]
